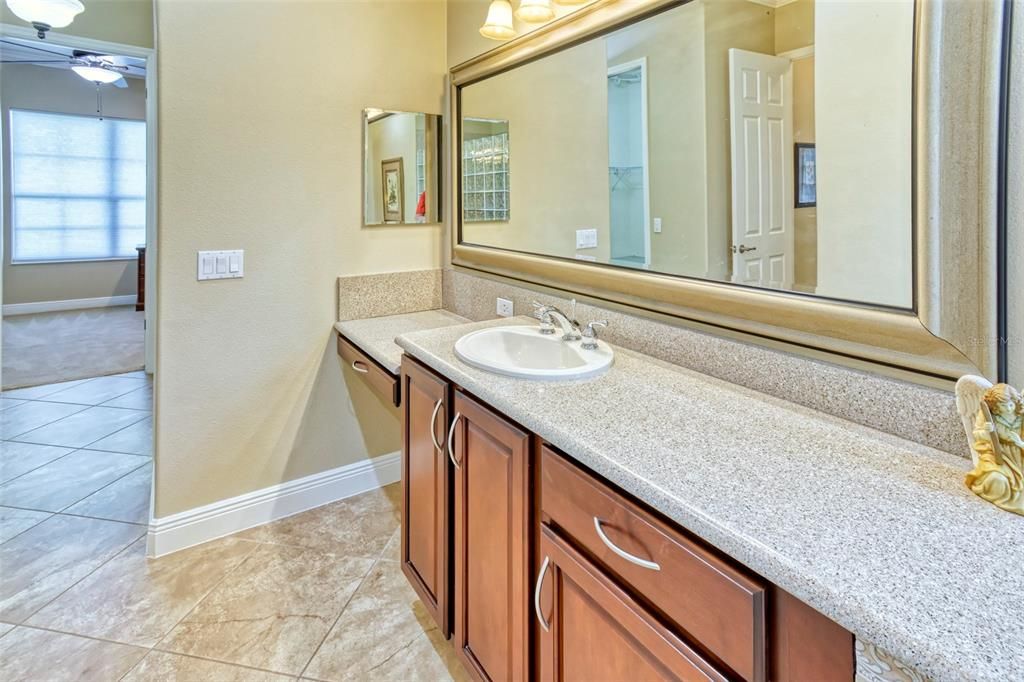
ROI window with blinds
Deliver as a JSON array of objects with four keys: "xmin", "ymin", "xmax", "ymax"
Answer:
[{"xmin": 9, "ymin": 110, "xmax": 146, "ymax": 263}]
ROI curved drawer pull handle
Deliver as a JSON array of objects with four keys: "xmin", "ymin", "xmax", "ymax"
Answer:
[
  {"xmin": 351, "ymin": 360, "xmax": 369, "ymax": 374},
  {"xmin": 447, "ymin": 412, "xmax": 462, "ymax": 469},
  {"xmin": 429, "ymin": 398, "xmax": 444, "ymax": 453},
  {"xmin": 593, "ymin": 517, "xmax": 660, "ymax": 571},
  {"xmin": 534, "ymin": 555, "xmax": 551, "ymax": 632}
]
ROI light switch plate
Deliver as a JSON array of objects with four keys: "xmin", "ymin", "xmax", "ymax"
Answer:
[
  {"xmin": 576, "ymin": 228, "xmax": 598, "ymax": 249},
  {"xmin": 496, "ymin": 297, "xmax": 514, "ymax": 317},
  {"xmin": 198, "ymin": 250, "xmax": 244, "ymax": 280}
]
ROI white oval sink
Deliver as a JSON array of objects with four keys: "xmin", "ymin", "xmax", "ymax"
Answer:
[{"xmin": 454, "ymin": 326, "xmax": 613, "ymax": 380}]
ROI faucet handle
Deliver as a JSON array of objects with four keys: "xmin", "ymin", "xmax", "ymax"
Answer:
[{"xmin": 580, "ymin": 320, "xmax": 608, "ymax": 350}]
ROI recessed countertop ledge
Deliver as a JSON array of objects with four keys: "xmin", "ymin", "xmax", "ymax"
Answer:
[
  {"xmin": 335, "ymin": 309, "xmax": 470, "ymax": 375},
  {"xmin": 395, "ymin": 316, "xmax": 1024, "ymax": 682}
]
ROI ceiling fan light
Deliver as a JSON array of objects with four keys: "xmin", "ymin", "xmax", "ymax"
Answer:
[
  {"xmin": 479, "ymin": 0, "xmax": 516, "ymax": 40},
  {"xmin": 71, "ymin": 65, "xmax": 123, "ymax": 84},
  {"xmin": 6, "ymin": 0, "xmax": 84, "ymax": 30},
  {"xmin": 515, "ymin": 0, "xmax": 555, "ymax": 23}
]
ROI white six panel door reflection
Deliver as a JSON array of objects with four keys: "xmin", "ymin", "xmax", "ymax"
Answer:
[{"xmin": 728, "ymin": 48, "xmax": 794, "ymax": 289}]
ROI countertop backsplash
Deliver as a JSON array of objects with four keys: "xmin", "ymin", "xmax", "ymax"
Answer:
[{"xmin": 443, "ymin": 268, "xmax": 964, "ymax": 458}]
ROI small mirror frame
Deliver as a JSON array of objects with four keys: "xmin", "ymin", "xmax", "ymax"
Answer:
[{"xmin": 448, "ymin": 0, "xmax": 1007, "ymax": 385}]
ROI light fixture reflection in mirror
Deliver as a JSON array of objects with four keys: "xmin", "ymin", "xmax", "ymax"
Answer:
[
  {"xmin": 363, "ymin": 109, "xmax": 442, "ymax": 226},
  {"xmin": 517, "ymin": 0, "xmax": 555, "ymax": 23}
]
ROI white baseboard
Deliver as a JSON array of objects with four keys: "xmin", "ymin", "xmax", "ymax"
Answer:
[
  {"xmin": 3, "ymin": 294, "xmax": 138, "ymax": 316},
  {"xmin": 146, "ymin": 451, "xmax": 401, "ymax": 558}
]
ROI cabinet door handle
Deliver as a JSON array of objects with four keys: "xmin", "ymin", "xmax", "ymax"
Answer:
[
  {"xmin": 351, "ymin": 360, "xmax": 369, "ymax": 374},
  {"xmin": 429, "ymin": 398, "xmax": 444, "ymax": 453},
  {"xmin": 593, "ymin": 517, "xmax": 660, "ymax": 571},
  {"xmin": 534, "ymin": 555, "xmax": 551, "ymax": 632},
  {"xmin": 447, "ymin": 412, "xmax": 462, "ymax": 469}
]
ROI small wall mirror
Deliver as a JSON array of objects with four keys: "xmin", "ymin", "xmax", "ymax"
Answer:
[{"xmin": 363, "ymin": 109, "xmax": 441, "ymax": 225}]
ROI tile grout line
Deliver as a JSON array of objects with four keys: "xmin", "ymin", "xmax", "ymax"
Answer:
[
  {"xmin": 0, "ymin": 402, "xmax": 94, "ymax": 441},
  {"xmin": 296, "ymin": 534, "xmax": 395, "ymax": 680},
  {"xmin": 117, "ymin": 647, "xmax": 300, "ymax": 681},
  {"xmin": 7, "ymin": 408, "xmax": 151, "ymax": 453},
  {"xmin": 12, "ymin": 527, "xmax": 145, "ymax": 628},
  {"xmin": 0, "ymin": 446, "xmax": 79, "ymax": 490},
  {"xmin": 54, "ymin": 461, "xmax": 153, "ymax": 515},
  {"xmin": 147, "ymin": 538, "xmax": 267, "ymax": 655}
]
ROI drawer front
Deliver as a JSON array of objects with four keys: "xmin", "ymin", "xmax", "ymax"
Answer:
[
  {"xmin": 540, "ymin": 445, "xmax": 767, "ymax": 682},
  {"xmin": 337, "ymin": 334, "xmax": 399, "ymax": 406}
]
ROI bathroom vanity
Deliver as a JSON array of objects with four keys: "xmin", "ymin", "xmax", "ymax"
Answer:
[{"xmin": 396, "ymin": 341, "xmax": 852, "ymax": 681}]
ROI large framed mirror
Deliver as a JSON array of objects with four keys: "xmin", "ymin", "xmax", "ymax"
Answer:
[
  {"xmin": 363, "ymin": 108, "xmax": 442, "ymax": 225},
  {"xmin": 450, "ymin": 0, "xmax": 1007, "ymax": 383}
]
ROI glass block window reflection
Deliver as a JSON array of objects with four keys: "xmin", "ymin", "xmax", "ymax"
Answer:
[
  {"xmin": 415, "ymin": 125, "xmax": 426, "ymax": 196},
  {"xmin": 462, "ymin": 132, "xmax": 509, "ymax": 222}
]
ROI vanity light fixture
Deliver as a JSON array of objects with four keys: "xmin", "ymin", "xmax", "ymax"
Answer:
[
  {"xmin": 516, "ymin": 0, "xmax": 555, "ymax": 23},
  {"xmin": 5, "ymin": 0, "xmax": 84, "ymax": 39},
  {"xmin": 480, "ymin": 0, "xmax": 516, "ymax": 40},
  {"xmin": 554, "ymin": 0, "xmax": 589, "ymax": 4}
]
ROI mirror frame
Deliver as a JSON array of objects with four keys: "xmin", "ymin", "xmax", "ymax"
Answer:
[
  {"xmin": 448, "ymin": 0, "xmax": 1007, "ymax": 384},
  {"xmin": 362, "ymin": 108, "xmax": 443, "ymax": 226}
]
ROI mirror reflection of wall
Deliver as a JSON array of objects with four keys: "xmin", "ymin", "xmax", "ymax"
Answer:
[
  {"xmin": 363, "ymin": 109, "xmax": 441, "ymax": 225},
  {"xmin": 459, "ymin": 0, "xmax": 915, "ymax": 309}
]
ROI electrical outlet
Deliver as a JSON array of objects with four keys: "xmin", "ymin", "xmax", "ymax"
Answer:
[
  {"xmin": 496, "ymin": 297, "xmax": 514, "ymax": 317},
  {"xmin": 653, "ymin": 217, "xmax": 663, "ymax": 233},
  {"xmin": 576, "ymin": 228, "xmax": 598, "ymax": 249}
]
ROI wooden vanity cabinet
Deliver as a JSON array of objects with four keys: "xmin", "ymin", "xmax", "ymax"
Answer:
[
  {"xmin": 400, "ymin": 357, "xmax": 452, "ymax": 635},
  {"xmin": 451, "ymin": 388, "xmax": 532, "ymax": 682},
  {"xmin": 535, "ymin": 524, "xmax": 728, "ymax": 682}
]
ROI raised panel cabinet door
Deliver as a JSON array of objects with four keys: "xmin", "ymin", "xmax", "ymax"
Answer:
[
  {"xmin": 452, "ymin": 389, "xmax": 531, "ymax": 682},
  {"xmin": 400, "ymin": 357, "xmax": 451, "ymax": 636},
  {"xmin": 535, "ymin": 525, "xmax": 728, "ymax": 682}
]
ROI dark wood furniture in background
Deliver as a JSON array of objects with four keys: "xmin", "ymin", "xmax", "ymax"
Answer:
[
  {"xmin": 135, "ymin": 246, "xmax": 145, "ymax": 311},
  {"xmin": 398, "ymin": 354, "xmax": 855, "ymax": 681}
]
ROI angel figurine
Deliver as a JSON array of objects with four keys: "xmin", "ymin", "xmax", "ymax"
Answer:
[{"xmin": 956, "ymin": 375, "xmax": 1024, "ymax": 516}]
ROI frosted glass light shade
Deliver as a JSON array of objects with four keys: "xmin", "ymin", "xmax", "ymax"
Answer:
[
  {"xmin": 480, "ymin": 0, "xmax": 516, "ymax": 40},
  {"xmin": 516, "ymin": 0, "xmax": 555, "ymax": 23},
  {"xmin": 555, "ymin": 0, "xmax": 590, "ymax": 5},
  {"xmin": 72, "ymin": 65, "xmax": 123, "ymax": 84},
  {"xmin": 6, "ymin": 0, "xmax": 84, "ymax": 28}
]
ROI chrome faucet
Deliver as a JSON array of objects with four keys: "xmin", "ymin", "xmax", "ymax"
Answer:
[{"xmin": 532, "ymin": 300, "xmax": 581, "ymax": 341}]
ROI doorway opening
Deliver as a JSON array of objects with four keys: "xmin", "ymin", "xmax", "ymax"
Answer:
[
  {"xmin": 607, "ymin": 59, "xmax": 650, "ymax": 269},
  {"xmin": 0, "ymin": 25, "xmax": 157, "ymax": 532}
]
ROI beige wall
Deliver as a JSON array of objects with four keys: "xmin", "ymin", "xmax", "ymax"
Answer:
[
  {"xmin": 775, "ymin": 0, "xmax": 813, "ymax": 55},
  {"xmin": 0, "ymin": 64, "xmax": 143, "ymax": 305},
  {"xmin": 365, "ymin": 113, "xmax": 420, "ymax": 224},
  {"xmin": 791, "ymin": 55, "xmax": 817, "ymax": 292},
  {"xmin": 461, "ymin": 39, "xmax": 611, "ymax": 262},
  {"xmin": 703, "ymin": 0, "xmax": 774, "ymax": 280},
  {"xmin": 1, "ymin": 0, "xmax": 153, "ymax": 48},
  {"xmin": 815, "ymin": 0, "xmax": 914, "ymax": 308},
  {"xmin": 154, "ymin": 0, "xmax": 446, "ymax": 517},
  {"xmin": 612, "ymin": 0, "xmax": 709, "ymax": 276}
]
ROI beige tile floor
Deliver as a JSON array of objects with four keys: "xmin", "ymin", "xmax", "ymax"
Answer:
[{"xmin": 0, "ymin": 373, "xmax": 466, "ymax": 681}]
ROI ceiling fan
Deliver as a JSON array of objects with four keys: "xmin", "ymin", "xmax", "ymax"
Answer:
[{"xmin": 1, "ymin": 46, "xmax": 130, "ymax": 88}]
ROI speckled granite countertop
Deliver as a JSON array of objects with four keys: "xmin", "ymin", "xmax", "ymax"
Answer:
[
  {"xmin": 396, "ymin": 316, "xmax": 1023, "ymax": 682},
  {"xmin": 335, "ymin": 310, "xmax": 470, "ymax": 375}
]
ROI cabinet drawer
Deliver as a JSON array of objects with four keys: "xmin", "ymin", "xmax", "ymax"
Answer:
[
  {"xmin": 337, "ymin": 334, "xmax": 399, "ymax": 406},
  {"xmin": 540, "ymin": 445, "xmax": 767, "ymax": 681}
]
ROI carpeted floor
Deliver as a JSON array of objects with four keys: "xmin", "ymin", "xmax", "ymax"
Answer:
[{"xmin": 2, "ymin": 306, "xmax": 145, "ymax": 389}]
